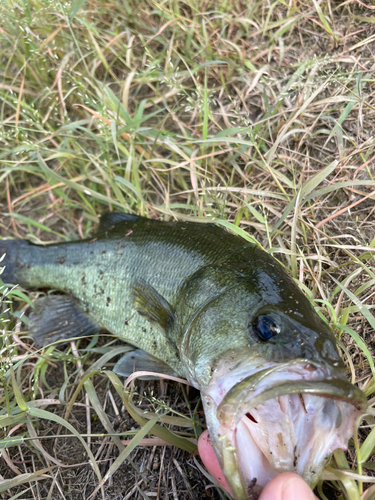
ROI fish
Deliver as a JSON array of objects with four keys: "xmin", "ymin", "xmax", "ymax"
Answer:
[{"xmin": 0, "ymin": 212, "xmax": 367, "ymax": 500}]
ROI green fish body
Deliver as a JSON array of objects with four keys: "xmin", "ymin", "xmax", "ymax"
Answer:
[
  {"xmin": 1, "ymin": 213, "xmax": 367, "ymax": 500},
  {"xmin": 2, "ymin": 213, "xmax": 260, "ymax": 374}
]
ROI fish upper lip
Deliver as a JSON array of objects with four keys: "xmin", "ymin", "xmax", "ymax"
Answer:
[{"xmin": 217, "ymin": 359, "xmax": 367, "ymax": 428}]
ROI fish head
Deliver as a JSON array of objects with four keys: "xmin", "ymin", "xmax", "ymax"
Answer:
[{"xmin": 177, "ymin": 248, "xmax": 367, "ymax": 499}]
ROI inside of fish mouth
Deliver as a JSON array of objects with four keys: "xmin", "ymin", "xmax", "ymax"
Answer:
[
  {"xmin": 207, "ymin": 361, "xmax": 366, "ymax": 495},
  {"xmin": 245, "ymin": 412, "xmax": 258, "ymax": 423},
  {"xmin": 244, "ymin": 397, "xmax": 341, "ymax": 428},
  {"xmin": 217, "ymin": 376, "xmax": 367, "ymax": 427}
]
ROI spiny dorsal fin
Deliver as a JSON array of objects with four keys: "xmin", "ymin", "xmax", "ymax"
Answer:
[
  {"xmin": 97, "ymin": 212, "xmax": 144, "ymax": 233},
  {"xmin": 131, "ymin": 279, "xmax": 174, "ymax": 337},
  {"xmin": 30, "ymin": 295, "xmax": 100, "ymax": 346},
  {"xmin": 114, "ymin": 349, "xmax": 176, "ymax": 380}
]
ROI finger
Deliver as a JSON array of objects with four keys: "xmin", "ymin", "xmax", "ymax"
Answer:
[
  {"xmin": 198, "ymin": 430, "xmax": 233, "ymax": 496},
  {"xmin": 259, "ymin": 472, "xmax": 318, "ymax": 500},
  {"xmin": 198, "ymin": 432, "xmax": 318, "ymax": 500}
]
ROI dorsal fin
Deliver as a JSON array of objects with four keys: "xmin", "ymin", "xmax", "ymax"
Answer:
[{"xmin": 97, "ymin": 212, "xmax": 143, "ymax": 233}]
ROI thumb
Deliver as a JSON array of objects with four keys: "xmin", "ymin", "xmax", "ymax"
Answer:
[
  {"xmin": 259, "ymin": 472, "xmax": 318, "ymax": 500},
  {"xmin": 198, "ymin": 430, "xmax": 317, "ymax": 500}
]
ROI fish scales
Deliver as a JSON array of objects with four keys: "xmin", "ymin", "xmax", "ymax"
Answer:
[
  {"xmin": 1, "ymin": 216, "xmax": 247, "ymax": 373},
  {"xmin": 0, "ymin": 212, "xmax": 367, "ymax": 500}
]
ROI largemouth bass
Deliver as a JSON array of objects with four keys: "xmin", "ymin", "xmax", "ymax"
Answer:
[{"xmin": 0, "ymin": 212, "xmax": 367, "ymax": 500}]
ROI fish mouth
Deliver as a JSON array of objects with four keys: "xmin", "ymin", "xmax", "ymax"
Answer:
[{"xmin": 202, "ymin": 359, "xmax": 367, "ymax": 500}]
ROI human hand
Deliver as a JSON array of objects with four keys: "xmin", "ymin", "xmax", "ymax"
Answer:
[{"xmin": 198, "ymin": 430, "xmax": 318, "ymax": 500}]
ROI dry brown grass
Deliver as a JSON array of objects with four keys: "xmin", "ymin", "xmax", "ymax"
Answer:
[{"xmin": 1, "ymin": 0, "xmax": 375, "ymax": 498}]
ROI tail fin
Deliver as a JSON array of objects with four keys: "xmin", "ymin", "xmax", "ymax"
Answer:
[{"xmin": 0, "ymin": 239, "xmax": 30, "ymax": 285}]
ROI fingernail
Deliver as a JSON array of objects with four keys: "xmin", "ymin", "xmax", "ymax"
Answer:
[{"xmin": 281, "ymin": 477, "xmax": 315, "ymax": 500}]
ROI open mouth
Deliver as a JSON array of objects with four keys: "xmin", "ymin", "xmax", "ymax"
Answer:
[{"xmin": 202, "ymin": 360, "xmax": 367, "ymax": 500}]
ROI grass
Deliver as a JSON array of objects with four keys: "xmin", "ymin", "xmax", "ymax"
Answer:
[{"xmin": 1, "ymin": 0, "xmax": 375, "ymax": 498}]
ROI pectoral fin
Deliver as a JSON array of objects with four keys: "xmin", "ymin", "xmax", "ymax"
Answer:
[
  {"xmin": 114, "ymin": 349, "xmax": 176, "ymax": 380},
  {"xmin": 30, "ymin": 295, "xmax": 100, "ymax": 346},
  {"xmin": 131, "ymin": 279, "xmax": 174, "ymax": 337}
]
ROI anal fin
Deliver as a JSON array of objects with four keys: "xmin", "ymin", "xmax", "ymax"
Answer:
[
  {"xmin": 30, "ymin": 295, "xmax": 100, "ymax": 346},
  {"xmin": 114, "ymin": 349, "xmax": 176, "ymax": 380}
]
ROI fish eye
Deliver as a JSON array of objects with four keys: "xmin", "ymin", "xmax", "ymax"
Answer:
[{"xmin": 252, "ymin": 314, "xmax": 280, "ymax": 341}]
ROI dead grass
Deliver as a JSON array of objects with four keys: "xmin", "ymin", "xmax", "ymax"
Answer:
[{"xmin": 1, "ymin": 0, "xmax": 375, "ymax": 498}]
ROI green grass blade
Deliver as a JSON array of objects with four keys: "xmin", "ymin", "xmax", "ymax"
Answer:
[
  {"xmin": 0, "ymin": 467, "xmax": 54, "ymax": 493},
  {"xmin": 105, "ymin": 371, "xmax": 197, "ymax": 453},
  {"xmin": 87, "ymin": 416, "xmax": 161, "ymax": 500},
  {"xmin": 69, "ymin": 0, "xmax": 86, "ymax": 20},
  {"xmin": 27, "ymin": 407, "xmax": 104, "ymax": 498}
]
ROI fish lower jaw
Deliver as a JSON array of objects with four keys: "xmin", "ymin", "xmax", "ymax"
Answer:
[{"xmin": 233, "ymin": 393, "xmax": 354, "ymax": 487}]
